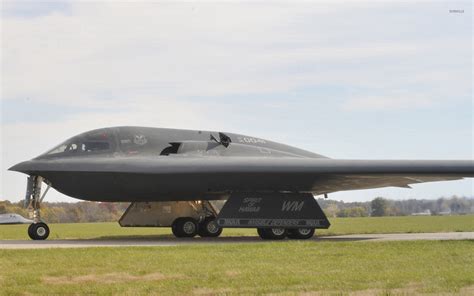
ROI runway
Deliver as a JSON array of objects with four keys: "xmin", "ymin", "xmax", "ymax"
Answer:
[{"xmin": 0, "ymin": 232, "xmax": 472, "ymax": 249}]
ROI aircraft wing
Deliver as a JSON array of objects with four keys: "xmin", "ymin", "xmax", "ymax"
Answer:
[
  {"xmin": 304, "ymin": 174, "xmax": 465, "ymax": 195},
  {"xmin": 11, "ymin": 157, "xmax": 473, "ymax": 195},
  {"xmin": 153, "ymin": 157, "xmax": 473, "ymax": 194}
]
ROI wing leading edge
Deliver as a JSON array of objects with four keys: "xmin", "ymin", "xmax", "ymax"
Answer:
[{"xmin": 10, "ymin": 157, "xmax": 474, "ymax": 195}]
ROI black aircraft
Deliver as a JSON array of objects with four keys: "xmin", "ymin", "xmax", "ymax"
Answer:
[{"xmin": 9, "ymin": 127, "xmax": 474, "ymax": 240}]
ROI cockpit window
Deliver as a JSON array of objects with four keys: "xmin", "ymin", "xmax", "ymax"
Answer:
[
  {"xmin": 46, "ymin": 143, "xmax": 79, "ymax": 155},
  {"xmin": 42, "ymin": 128, "xmax": 114, "ymax": 157},
  {"xmin": 46, "ymin": 140, "xmax": 110, "ymax": 156},
  {"xmin": 82, "ymin": 141, "xmax": 110, "ymax": 152}
]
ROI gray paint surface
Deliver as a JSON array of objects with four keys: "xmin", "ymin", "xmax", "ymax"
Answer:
[{"xmin": 9, "ymin": 126, "xmax": 474, "ymax": 202}]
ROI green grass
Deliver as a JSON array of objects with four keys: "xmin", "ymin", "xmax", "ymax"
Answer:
[
  {"xmin": 0, "ymin": 215, "xmax": 473, "ymax": 240},
  {"xmin": 0, "ymin": 240, "xmax": 473, "ymax": 295},
  {"xmin": 1, "ymin": 216, "xmax": 473, "ymax": 295}
]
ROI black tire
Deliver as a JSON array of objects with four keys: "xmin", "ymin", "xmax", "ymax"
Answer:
[
  {"xmin": 27, "ymin": 223, "xmax": 35, "ymax": 239},
  {"xmin": 171, "ymin": 217, "xmax": 198, "ymax": 238},
  {"xmin": 198, "ymin": 217, "xmax": 223, "ymax": 237},
  {"xmin": 257, "ymin": 228, "xmax": 269, "ymax": 239},
  {"xmin": 287, "ymin": 228, "xmax": 315, "ymax": 240},
  {"xmin": 257, "ymin": 228, "xmax": 287, "ymax": 240},
  {"xmin": 28, "ymin": 223, "xmax": 50, "ymax": 240}
]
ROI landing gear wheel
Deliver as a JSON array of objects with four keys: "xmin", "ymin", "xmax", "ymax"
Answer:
[
  {"xmin": 257, "ymin": 228, "xmax": 270, "ymax": 239},
  {"xmin": 27, "ymin": 223, "xmax": 35, "ymax": 238},
  {"xmin": 171, "ymin": 218, "xmax": 198, "ymax": 238},
  {"xmin": 28, "ymin": 223, "xmax": 50, "ymax": 240},
  {"xmin": 257, "ymin": 228, "xmax": 287, "ymax": 240},
  {"xmin": 198, "ymin": 217, "xmax": 223, "ymax": 238},
  {"xmin": 287, "ymin": 228, "xmax": 315, "ymax": 240}
]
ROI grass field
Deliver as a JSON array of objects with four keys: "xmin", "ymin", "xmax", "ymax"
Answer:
[
  {"xmin": 0, "ymin": 240, "xmax": 473, "ymax": 295},
  {"xmin": 1, "ymin": 215, "xmax": 473, "ymax": 295},
  {"xmin": 1, "ymin": 215, "xmax": 473, "ymax": 240}
]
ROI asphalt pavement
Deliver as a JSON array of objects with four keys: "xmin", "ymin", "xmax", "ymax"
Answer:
[{"xmin": 0, "ymin": 232, "xmax": 472, "ymax": 249}]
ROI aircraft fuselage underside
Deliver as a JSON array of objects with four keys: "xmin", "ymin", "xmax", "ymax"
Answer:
[{"xmin": 36, "ymin": 171, "xmax": 328, "ymax": 202}]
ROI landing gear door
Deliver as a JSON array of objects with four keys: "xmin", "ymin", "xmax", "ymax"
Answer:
[{"xmin": 216, "ymin": 192, "xmax": 330, "ymax": 229}]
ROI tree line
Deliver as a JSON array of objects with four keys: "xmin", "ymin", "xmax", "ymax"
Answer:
[
  {"xmin": 0, "ymin": 200, "xmax": 129, "ymax": 223},
  {"xmin": 0, "ymin": 196, "xmax": 472, "ymax": 223},
  {"xmin": 318, "ymin": 196, "xmax": 473, "ymax": 218}
]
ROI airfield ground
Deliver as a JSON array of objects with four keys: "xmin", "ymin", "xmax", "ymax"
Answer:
[
  {"xmin": 0, "ymin": 215, "xmax": 472, "ymax": 240},
  {"xmin": 0, "ymin": 215, "xmax": 473, "ymax": 295}
]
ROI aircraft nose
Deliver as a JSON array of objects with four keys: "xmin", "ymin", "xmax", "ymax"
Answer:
[{"xmin": 9, "ymin": 161, "xmax": 35, "ymax": 174}]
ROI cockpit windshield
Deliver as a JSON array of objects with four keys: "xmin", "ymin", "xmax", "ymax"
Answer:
[
  {"xmin": 40, "ymin": 129, "xmax": 114, "ymax": 158},
  {"xmin": 46, "ymin": 141, "xmax": 110, "ymax": 155}
]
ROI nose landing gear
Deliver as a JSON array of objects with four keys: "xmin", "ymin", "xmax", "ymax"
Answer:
[
  {"xmin": 28, "ymin": 222, "xmax": 50, "ymax": 240},
  {"xmin": 25, "ymin": 176, "xmax": 51, "ymax": 240}
]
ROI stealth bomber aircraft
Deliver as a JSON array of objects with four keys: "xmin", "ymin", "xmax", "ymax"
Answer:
[{"xmin": 9, "ymin": 127, "xmax": 474, "ymax": 240}]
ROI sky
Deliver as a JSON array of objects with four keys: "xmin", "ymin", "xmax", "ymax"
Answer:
[{"xmin": 1, "ymin": 0, "xmax": 472, "ymax": 203}]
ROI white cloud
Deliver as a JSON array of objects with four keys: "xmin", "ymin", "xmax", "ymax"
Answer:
[
  {"xmin": 3, "ymin": 1, "xmax": 470, "ymax": 105},
  {"xmin": 342, "ymin": 95, "xmax": 437, "ymax": 111}
]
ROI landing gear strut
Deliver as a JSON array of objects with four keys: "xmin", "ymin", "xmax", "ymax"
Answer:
[
  {"xmin": 168, "ymin": 201, "xmax": 223, "ymax": 238},
  {"xmin": 25, "ymin": 176, "xmax": 51, "ymax": 240}
]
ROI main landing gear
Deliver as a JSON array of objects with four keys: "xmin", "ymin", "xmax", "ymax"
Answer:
[
  {"xmin": 119, "ymin": 201, "xmax": 223, "ymax": 239},
  {"xmin": 25, "ymin": 176, "xmax": 51, "ymax": 240},
  {"xmin": 120, "ymin": 201, "xmax": 316, "ymax": 240},
  {"xmin": 257, "ymin": 227, "xmax": 315, "ymax": 240},
  {"xmin": 171, "ymin": 216, "xmax": 223, "ymax": 238}
]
